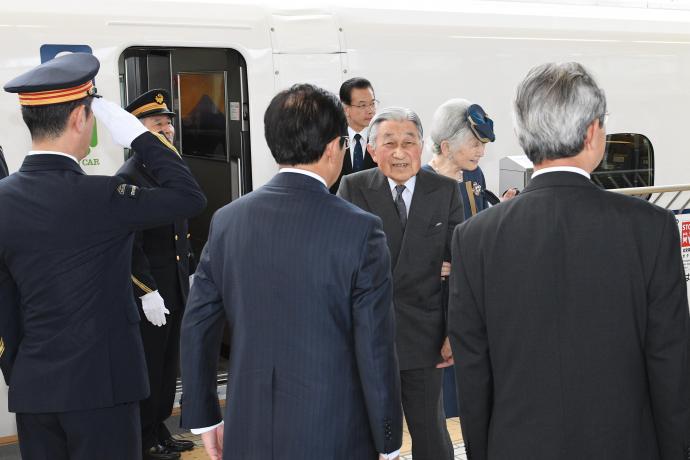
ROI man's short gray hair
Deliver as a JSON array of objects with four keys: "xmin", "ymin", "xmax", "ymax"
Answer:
[
  {"xmin": 368, "ymin": 107, "xmax": 423, "ymax": 148},
  {"xmin": 513, "ymin": 62, "xmax": 606, "ymax": 165},
  {"xmin": 428, "ymin": 98, "xmax": 474, "ymax": 156}
]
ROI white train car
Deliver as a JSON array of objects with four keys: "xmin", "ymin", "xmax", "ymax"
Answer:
[{"xmin": 2, "ymin": 0, "xmax": 690, "ymax": 439}]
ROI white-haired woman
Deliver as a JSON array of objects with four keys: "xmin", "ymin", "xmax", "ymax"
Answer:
[
  {"xmin": 424, "ymin": 99, "xmax": 517, "ymax": 218},
  {"xmin": 423, "ymin": 98, "xmax": 516, "ymax": 418}
]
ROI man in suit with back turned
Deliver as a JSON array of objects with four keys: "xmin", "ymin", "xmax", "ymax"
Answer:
[
  {"xmin": 0, "ymin": 52, "xmax": 206, "ymax": 460},
  {"xmin": 339, "ymin": 107, "xmax": 464, "ymax": 460},
  {"xmin": 179, "ymin": 83, "xmax": 403, "ymax": 460},
  {"xmin": 448, "ymin": 62, "xmax": 690, "ymax": 460}
]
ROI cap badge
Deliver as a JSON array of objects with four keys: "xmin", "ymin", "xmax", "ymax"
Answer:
[{"xmin": 155, "ymin": 93, "xmax": 164, "ymax": 104}]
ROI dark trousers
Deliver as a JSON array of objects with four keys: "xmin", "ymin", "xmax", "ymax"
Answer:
[
  {"xmin": 401, "ymin": 367, "xmax": 454, "ymax": 460},
  {"xmin": 140, "ymin": 307, "xmax": 182, "ymax": 450},
  {"xmin": 17, "ymin": 402, "xmax": 140, "ymax": 460}
]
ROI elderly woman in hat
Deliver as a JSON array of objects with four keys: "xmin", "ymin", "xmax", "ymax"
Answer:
[
  {"xmin": 423, "ymin": 98, "xmax": 517, "ymax": 219},
  {"xmin": 423, "ymin": 98, "xmax": 516, "ymax": 419}
]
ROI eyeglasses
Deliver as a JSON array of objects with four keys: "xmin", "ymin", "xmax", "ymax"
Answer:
[
  {"xmin": 340, "ymin": 136, "xmax": 351, "ymax": 150},
  {"xmin": 349, "ymin": 100, "xmax": 379, "ymax": 110}
]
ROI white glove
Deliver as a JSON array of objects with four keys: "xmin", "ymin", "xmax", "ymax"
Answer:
[
  {"xmin": 140, "ymin": 290, "xmax": 170, "ymax": 327},
  {"xmin": 189, "ymin": 274, "xmax": 195, "ymax": 289},
  {"xmin": 91, "ymin": 98, "xmax": 148, "ymax": 148}
]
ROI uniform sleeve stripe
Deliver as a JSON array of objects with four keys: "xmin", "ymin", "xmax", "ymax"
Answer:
[
  {"xmin": 0, "ymin": 338, "xmax": 5, "ymax": 358},
  {"xmin": 131, "ymin": 275, "xmax": 153, "ymax": 294}
]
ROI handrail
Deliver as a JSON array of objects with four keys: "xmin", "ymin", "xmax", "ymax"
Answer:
[
  {"xmin": 609, "ymin": 184, "xmax": 690, "ymax": 213},
  {"xmin": 609, "ymin": 184, "xmax": 690, "ymax": 196}
]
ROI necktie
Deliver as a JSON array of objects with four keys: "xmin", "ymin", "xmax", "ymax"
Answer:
[
  {"xmin": 394, "ymin": 184, "xmax": 407, "ymax": 229},
  {"xmin": 352, "ymin": 133, "xmax": 364, "ymax": 172}
]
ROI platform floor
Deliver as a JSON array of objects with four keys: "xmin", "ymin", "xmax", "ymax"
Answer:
[
  {"xmin": 0, "ymin": 416, "xmax": 466, "ymax": 459},
  {"xmin": 177, "ymin": 417, "xmax": 466, "ymax": 459}
]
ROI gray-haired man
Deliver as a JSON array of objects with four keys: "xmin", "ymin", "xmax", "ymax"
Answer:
[
  {"xmin": 449, "ymin": 62, "xmax": 690, "ymax": 460},
  {"xmin": 339, "ymin": 107, "xmax": 464, "ymax": 460}
]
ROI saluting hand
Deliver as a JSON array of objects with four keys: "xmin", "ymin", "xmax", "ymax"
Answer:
[{"xmin": 91, "ymin": 98, "xmax": 148, "ymax": 148}]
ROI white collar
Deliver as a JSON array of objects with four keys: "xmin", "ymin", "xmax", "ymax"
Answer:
[
  {"xmin": 279, "ymin": 167, "xmax": 328, "ymax": 188},
  {"xmin": 387, "ymin": 175, "xmax": 417, "ymax": 195},
  {"xmin": 348, "ymin": 126, "xmax": 368, "ymax": 140},
  {"xmin": 27, "ymin": 150, "xmax": 80, "ymax": 165},
  {"xmin": 531, "ymin": 166, "xmax": 590, "ymax": 179}
]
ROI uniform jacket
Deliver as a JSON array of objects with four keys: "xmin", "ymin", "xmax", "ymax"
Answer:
[
  {"xmin": 179, "ymin": 172, "xmax": 402, "ymax": 459},
  {"xmin": 117, "ymin": 157, "xmax": 197, "ymax": 312},
  {"xmin": 0, "ymin": 132, "xmax": 206, "ymax": 412},
  {"xmin": 339, "ymin": 167, "xmax": 464, "ymax": 370},
  {"xmin": 449, "ymin": 171, "xmax": 690, "ymax": 460}
]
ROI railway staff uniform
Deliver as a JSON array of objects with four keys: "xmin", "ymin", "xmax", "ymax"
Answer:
[
  {"xmin": 0, "ymin": 52, "xmax": 206, "ymax": 460},
  {"xmin": 117, "ymin": 89, "xmax": 201, "ymax": 460}
]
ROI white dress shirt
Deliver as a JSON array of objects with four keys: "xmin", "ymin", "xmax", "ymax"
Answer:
[
  {"xmin": 27, "ymin": 150, "xmax": 80, "ymax": 165},
  {"xmin": 531, "ymin": 165, "xmax": 590, "ymax": 179},
  {"xmin": 348, "ymin": 126, "xmax": 369, "ymax": 159},
  {"xmin": 387, "ymin": 175, "xmax": 417, "ymax": 216}
]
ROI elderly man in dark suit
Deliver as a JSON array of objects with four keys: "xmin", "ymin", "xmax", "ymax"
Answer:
[
  {"xmin": 118, "ymin": 89, "xmax": 201, "ymax": 460},
  {"xmin": 449, "ymin": 62, "xmax": 690, "ymax": 460},
  {"xmin": 339, "ymin": 107, "xmax": 464, "ymax": 460},
  {"xmin": 179, "ymin": 83, "xmax": 402, "ymax": 460},
  {"xmin": 0, "ymin": 52, "xmax": 206, "ymax": 460}
]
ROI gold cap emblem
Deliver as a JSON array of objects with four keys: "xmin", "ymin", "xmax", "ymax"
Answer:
[{"xmin": 155, "ymin": 93, "xmax": 164, "ymax": 105}]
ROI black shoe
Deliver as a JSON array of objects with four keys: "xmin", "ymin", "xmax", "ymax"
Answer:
[
  {"xmin": 143, "ymin": 444, "xmax": 181, "ymax": 460},
  {"xmin": 161, "ymin": 436, "xmax": 195, "ymax": 452}
]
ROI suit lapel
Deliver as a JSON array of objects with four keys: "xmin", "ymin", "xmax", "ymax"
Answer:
[
  {"xmin": 394, "ymin": 169, "xmax": 438, "ymax": 275},
  {"xmin": 363, "ymin": 170, "xmax": 404, "ymax": 268},
  {"xmin": 342, "ymin": 148, "xmax": 353, "ymax": 175}
]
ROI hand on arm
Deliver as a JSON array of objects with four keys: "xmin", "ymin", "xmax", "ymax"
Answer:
[
  {"xmin": 436, "ymin": 337, "xmax": 454, "ymax": 368},
  {"xmin": 441, "ymin": 261, "xmax": 451, "ymax": 279}
]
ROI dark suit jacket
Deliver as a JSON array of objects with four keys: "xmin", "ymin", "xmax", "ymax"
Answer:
[
  {"xmin": 117, "ymin": 157, "xmax": 198, "ymax": 312},
  {"xmin": 329, "ymin": 145, "xmax": 376, "ymax": 194},
  {"xmin": 0, "ymin": 146, "xmax": 9, "ymax": 179},
  {"xmin": 449, "ymin": 171, "xmax": 690, "ymax": 460},
  {"xmin": 339, "ymin": 168, "xmax": 464, "ymax": 370},
  {"xmin": 179, "ymin": 172, "xmax": 402, "ymax": 459},
  {"xmin": 0, "ymin": 133, "xmax": 206, "ymax": 411}
]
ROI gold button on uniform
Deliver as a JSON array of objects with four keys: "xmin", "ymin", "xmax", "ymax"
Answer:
[
  {"xmin": 176, "ymin": 255, "xmax": 180, "ymax": 261},
  {"xmin": 175, "ymin": 235, "xmax": 179, "ymax": 240},
  {"xmin": 187, "ymin": 233, "xmax": 191, "ymax": 239}
]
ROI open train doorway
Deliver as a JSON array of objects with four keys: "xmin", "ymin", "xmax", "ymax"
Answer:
[{"xmin": 119, "ymin": 46, "xmax": 251, "ymax": 387}]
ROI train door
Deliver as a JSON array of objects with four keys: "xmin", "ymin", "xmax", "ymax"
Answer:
[{"xmin": 119, "ymin": 47, "xmax": 250, "ymax": 385}]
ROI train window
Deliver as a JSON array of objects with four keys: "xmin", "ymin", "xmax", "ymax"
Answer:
[
  {"xmin": 177, "ymin": 71, "xmax": 228, "ymax": 160},
  {"xmin": 591, "ymin": 133, "xmax": 654, "ymax": 189}
]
